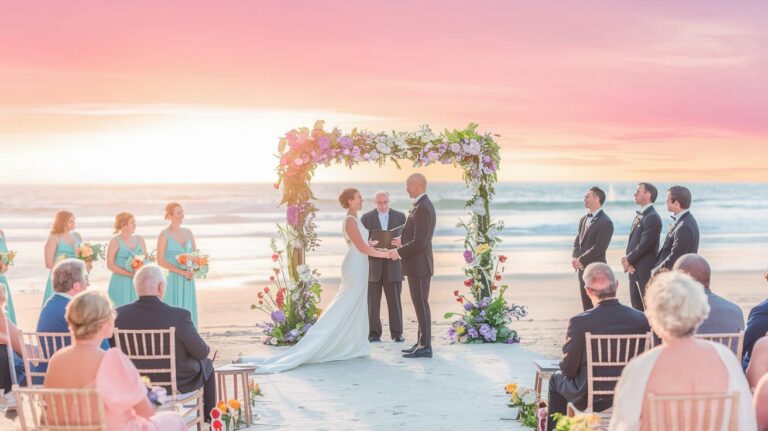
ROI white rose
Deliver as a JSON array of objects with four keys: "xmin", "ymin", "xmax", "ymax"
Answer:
[
  {"xmin": 375, "ymin": 142, "xmax": 392, "ymax": 155},
  {"xmin": 471, "ymin": 200, "xmax": 486, "ymax": 216}
]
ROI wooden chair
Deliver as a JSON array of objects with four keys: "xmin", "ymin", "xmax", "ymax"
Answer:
[
  {"xmin": 113, "ymin": 328, "xmax": 205, "ymax": 430},
  {"xmin": 646, "ymin": 392, "xmax": 740, "ymax": 431},
  {"xmin": 567, "ymin": 332, "xmax": 653, "ymax": 428},
  {"xmin": 13, "ymin": 385, "xmax": 107, "ymax": 431},
  {"xmin": 20, "ymin": 331, "xmax": 72, "ymax": 386},
  {"xmin": 694, "ymin": 331, "xmax": 744, "ymax": 359}
]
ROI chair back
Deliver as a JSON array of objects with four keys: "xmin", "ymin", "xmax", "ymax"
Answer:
[
  {"xmin": 646, "ymin": 392, "xmax": 739, "ymax": 431},
  {"xmin": 113, "ymin": 327, "xmax": 178, "ymax": 393},
  {"xmin": 13, "ymin": 385, "xmax": 106, "ymax": 431},
  {"xmin": 20, "ymin": 331, "xmax": 72, "ymax": 386},
  {"xmin": 585, "ymin": 332, "xmax": 653, "ymax": 409},
  {"xmin": 694, "ymin": 331, "xmax": 744, "ymax": 358}
]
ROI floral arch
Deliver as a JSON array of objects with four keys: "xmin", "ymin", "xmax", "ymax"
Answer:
[{"xmin": 252, "ymin": 121, "xmax": 526, "ymax": 345}]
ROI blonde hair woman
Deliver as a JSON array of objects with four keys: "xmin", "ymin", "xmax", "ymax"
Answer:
[
  {"xmin": 106, "ymin": 212, "xmax": 148, "ymax": 307},
  {"xmin": 609, "ymin": 272, "xmax": 756, "ymax": 430},
  {"xmin": 44, "ymin": 291, "xmax": 185, "ymax": 430},
  {"xmin": 156, "ymin": 203, "xmax": 199, "ymax": 326},
  {"xmin": 42, "ymin": 211, "xmax": 86, "ymax": 305}
]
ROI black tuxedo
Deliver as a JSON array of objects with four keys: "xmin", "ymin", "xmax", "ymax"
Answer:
[
  {"xmin": 361, "ymin": 208, "xmax": 406, "ymax": 339},
  {"xmin": 572, "ymin": 210, "xmax": 614, "ymax": 310},
  {"xmin": 625, "ymin": 206, "xmax": 662, "ymax": 311},
  {"xmin": 113, "ymin": 296, "xmax": 215, "ymax": 417},
  {"xmin": 654, "ymin": 211, "xmax": 699, "ymax": 271},
  {"xmin": 397, "ymin": 195, "xmax": 436, "ymax": 348},
  {"xmin": 546, "ymin": 299, "xmax": 650, "ymax": 430}
]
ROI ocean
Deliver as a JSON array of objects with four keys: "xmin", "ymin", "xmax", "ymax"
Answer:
[{"xmin": 1, "ymin": 182, "xmax": 766, "ymax": 293}]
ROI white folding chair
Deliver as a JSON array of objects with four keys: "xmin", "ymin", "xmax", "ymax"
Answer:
[
  {"xmin": 646, "ymin": 392, "xmax": 739, "ymax": 431},
  {"xmin": 13, "ymin": 385, "xmax": 106, "ymax": 431}
]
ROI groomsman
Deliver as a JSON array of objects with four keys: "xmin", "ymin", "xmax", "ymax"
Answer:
[
  {"xmin": 621, "ymin": 182, "xmax": 662, "ymax": 311},
  {"xmin": 654, "ymin": 185, "xmax": 699, "ymax": 273},
  {"xmin": 361, "ymin": 191, "xmax": 406, "ymax": 342},
  {"xmin": 572, "ymin": 187, "xmax": 614, "ymax": 311}
]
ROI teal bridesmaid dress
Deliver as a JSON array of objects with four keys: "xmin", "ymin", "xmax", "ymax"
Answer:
[
  {"xmin": 107, "ymin": 236, "xmax": 142, "ymax": 307},
  {"xmin": 41, "ymin": 236, "xmax": 79, "ymax": 305},
  {"xmin": 0, "ymin": 234, "xmax": 17, "ymax": 324},
  {"xmin": 163, "ymin": 229, "xmax": 198, "ymax": 327}
]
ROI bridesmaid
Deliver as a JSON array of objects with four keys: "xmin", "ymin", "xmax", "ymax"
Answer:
[
  {"xmin": 106, "ymin": 212, "xmax": 148, "ymax": 307},
  {"xmin": 156, "ymin": 202, "xmax": 198, "ymax": 327},
  {"xmin": 42, "ymin": 211, "xmax": 84, "ymax": 305},
  {"xmin": 0, "ymin": 229, "xmax": 17, "ymax": 324}
]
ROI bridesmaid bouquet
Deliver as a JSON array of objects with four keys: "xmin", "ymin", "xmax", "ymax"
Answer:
[
  {"xmin": 176, "ymin": 251, "xmax": 209, "ymax": 279},
  {"xmin": 0, "ymin": 250, "xmax": 16, "ymax": 266},
  {"xmin": 75, "ymin": 242, "xmax": 106, "ymax": 263},
  {"xmin": 141, "ymin": 376, "xmax": 169, "ymax": 407},
  {"xmin": 124, "ymin": 252, "xmax": 156, "ymax": 273}
]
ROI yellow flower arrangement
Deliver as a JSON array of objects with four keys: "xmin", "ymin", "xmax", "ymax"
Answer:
[{"xmin": 475, "ymin": 243, "xmax": 491, "ymax": 255}]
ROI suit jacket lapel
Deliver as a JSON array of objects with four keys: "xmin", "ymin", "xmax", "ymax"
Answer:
[
  {"xmin": 578, "ymin": 216, "xmax": 588, "ymax": 245},
  {"xmin": 372, "ymin": 211, "xmax": 382, "ymax": 230},
  {"xmin": 386, "ymin": 211, "xmax": 395, "ymax": 230}
]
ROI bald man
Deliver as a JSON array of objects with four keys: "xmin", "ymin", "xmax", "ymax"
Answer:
[
  {"xmin": 673, "ymin": 254, "xmax": 744, "ymax": 335},
  {"xmin": 390, "ymin": 173, "xmax": 437, "ymax": 358}
]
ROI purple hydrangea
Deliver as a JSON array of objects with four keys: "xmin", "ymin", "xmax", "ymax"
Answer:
[
  {"xmin": 286, "ymin": 205, "xmax": 300, "ymax": 225},
  {"xmin": 316, "ymin": 135, "xmax": 331, "ymax": 151},
  {"xmin": 271, "ymin": 310, "xmax": 286, "ymax": 324},
  {"xmin": 463, "ymin": 250, "xmax": 474, "ymax": 264},
  {"xmin": 479, "ymin": 297, "xmax": 491, "ymax": 309},
  {"xmin": 338, "ymin": 136, "xmax": 354, "ymax": 149},
  {"xmin": 447, "ymin": 327, "xmax": 457, "ymax": 341},
  {"xmin": 479, "ymin": 324, "xmax": 497, "ymax": 341},
  {"xmin": 468, "ymin": 327, "xmax": 479, "ymax": 339},
  {"xmin": 463, "ymin": 302, "xmax": 474, "ymax": 312}
]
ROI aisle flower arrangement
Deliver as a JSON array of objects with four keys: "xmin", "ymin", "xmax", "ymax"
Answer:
[
  {"xmin": 272, "ymin": 121, "xmax": 525, "ymax": 344},
  {"xmin": 210, "ymin": 399, "xmax": 244, "ymax": 431},
  {"xmin": 550, "ymin": 413, "xmax": 601, "ymax": 431},
  {"xmin": 505, "ymin": 382, "xmax": 539, "ymax": 428},
  {"xmin": 251, "ymin": 234, "xmax": 322, "ymax": 345},
  {"xmin": 445, "ymin": 253, "xmax": 527, "ymax": 344}
]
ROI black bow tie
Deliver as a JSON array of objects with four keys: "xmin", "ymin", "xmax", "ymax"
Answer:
[
  {"xmin": 671, "ymin": 215, "xmax": 676, "ymax": 221},
  {"xmin": 587, "ymin": 213, "xmax": 594, "ymax": 218}
]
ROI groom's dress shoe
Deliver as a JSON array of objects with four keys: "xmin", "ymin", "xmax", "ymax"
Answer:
[
  {"xmin": 403, "ymin": 347, "xmax": 432, "ymax": 359},
  {"xmin": 368, "ymin": 337, "xmax": 382, "ymax": 343},
  {"xmin": 392, "ymin": 335, "xmax": 406, "ymax": 343},
  {"xmin": 401, "ymin": 343, "xmax": 418, "ymax": 353}
]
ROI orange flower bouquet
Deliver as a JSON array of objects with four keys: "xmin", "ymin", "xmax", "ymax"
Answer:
[
  {"xmin": 75, "ymin": 242, "xmax": 106, "ymax": 263},
  {"xmin": 210, "ymin": 399, "xmax": 243, "ymax": 431},
  {"xmin": 176, "ymin": 250, "xmax": 209, "ymax": 279},
  {"xmin": 124, "ymin": 252, "xmax": 156, "ymax": 273}
]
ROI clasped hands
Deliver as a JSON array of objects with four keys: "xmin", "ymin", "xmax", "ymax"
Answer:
[
  {"xmin": 620, "ymin": 256, "xmax": 635, "ymax": 274},
  {"xmin": 368, "ymin": 237, "xmax": 402, "ymax": 260}
]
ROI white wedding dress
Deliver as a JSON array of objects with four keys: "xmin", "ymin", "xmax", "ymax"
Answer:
[{"xmin": 243, "ymin": 215, "xmax": 371, "ymax": 373}]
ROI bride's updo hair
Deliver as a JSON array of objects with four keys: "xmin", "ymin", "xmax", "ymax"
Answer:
[{"xmin": 338, "ymin": 188, "xmax": 359, "ymax": 209}]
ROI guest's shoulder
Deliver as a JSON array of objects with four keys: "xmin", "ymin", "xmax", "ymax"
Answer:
[{"xmin": 749, "ymin": 299, "xmax": 768, "ymax": 315}]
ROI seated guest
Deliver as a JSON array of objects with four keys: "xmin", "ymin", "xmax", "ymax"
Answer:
[
  {"xmin": 755, "ymin": 373, "xmax": 768, "ymax": 431},
  {"xmin": 673, "ymin": 254, "xmax": 744, "ymax": 334},
  {"xmin": 44, "ymin": 290, "xmax": 185, "ymax": 430},
  {"xmin": 743, "ymin": 271, "xmax": 768, "ymax": 370},
  {"xmin": 113, "ymin": 264, "xmax": 215, "ymax": 421},
  {"xmin": 34, "ymin": 259, "xmax": 108, "ymax": 382},
  {"xmin": 547, "ymin": 263, "xmax": 650, "ymax": 431},
  {"xmin": 610, "ymin": 272, "xmax": 756, "ymax": 430},
  {"xmin": 1, "ymin": 282, "xmax": 25, "ymax": 397},
  {"xmin": 747, "ymin": 336, "xmax": 768, "ymax": 390}
]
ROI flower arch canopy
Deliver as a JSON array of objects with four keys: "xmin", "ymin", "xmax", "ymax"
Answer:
[{"xmin": 259, "ymin": 120, "xmax": 515, "ymax": 345}]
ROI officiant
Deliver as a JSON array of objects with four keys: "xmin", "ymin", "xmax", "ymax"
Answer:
[{"xmin": 361, "ymin": 191, "xmax": 406, "ymax": 343}]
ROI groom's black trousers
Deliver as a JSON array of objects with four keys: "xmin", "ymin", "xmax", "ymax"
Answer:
[{"xmin": 407, "ymin": 275, "xmax": 431, "ymax": 348}]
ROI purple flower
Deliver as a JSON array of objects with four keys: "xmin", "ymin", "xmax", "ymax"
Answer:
[
  {"xmin": 468, "ymin": 328, "xmax": 479, "ymax": 339},
  {"xmin": 463, "ymin": 302, "xmax": 474, "ymax": 312},
  {"xmin": 427, "ymin": 151, "xmax": 439, "ymax": 162},
  {"xmin": 479, "ymin": 297, "xmax": 491, "ymax": 309},
  {"xmin": 316, "ymin": 135, "xmax": 331, "ymax": 151},
  {"xmin": 447, "ymin": 327, "xmax": 457, "ymax": 340},
  {"xmin": 271, "ymin": 310, "xmax": 286, "ymax": 324},
  {"xmin": 338, "ymin": 136, "xmax": 354, "ymax": 149},
  {"xmin": 350, "ymin": 146, "xmax": 361, "ymax": 158},
  {"xmin": 463, "ymin": 250, "xmax": 474, "ymax": 264},
  {"xmin": 505, "ymin": 335, "xmax": 520, "ymax": 344},
  {"xmin": 286, "ymin": 205, "xmax": 300, "ymax": 225},
  {"xmin": 483, "ymin": 155, "xmax": 491, "ymax": 163},
  {"xmin": 479, "ymin": 324, "xmax": 497, "ymax": 341}
]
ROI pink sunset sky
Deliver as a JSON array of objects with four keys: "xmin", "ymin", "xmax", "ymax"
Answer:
[{"xmin": 1, "ymin": 0, "xmax": 766, "ymax": 183}]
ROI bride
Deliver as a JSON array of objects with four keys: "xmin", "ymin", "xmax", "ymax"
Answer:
[{"xmin": 240, "ymin": 188, "xmax": 390, "ymax": 373}]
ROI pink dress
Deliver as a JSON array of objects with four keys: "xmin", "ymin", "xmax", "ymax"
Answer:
[{"xmin": 94, "ymin": 349, "xmax": 186, "ymax": 431}]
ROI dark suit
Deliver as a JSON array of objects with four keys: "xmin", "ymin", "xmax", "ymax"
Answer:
[
  {"xmin": 397, "ymin": 195, "xmax": 436, "ymax": 348},
  {"xmin": 547, "ymin": 299, "xmax": 650, "ymax": 430},
  {"xmin": 361, "ymin": 208, "xmax": 406, "ymax": 340},
  {"xmin": 113, "ymin": 296, "xmax": 215, "ymax": 417},
  {"xmin": 625, "ymin": 206, "xmax": 662, "ymax": 311},
  {"xmin": 655, "ymin": 211, "xmax": 699, "ymax": 271},
  {"xmin": 572, "ymin": 210, "xmax": 614, "ymax": 311},
  {"xmin": 743, "ymin": 299, "xmax": 768, "ymax": 370}
]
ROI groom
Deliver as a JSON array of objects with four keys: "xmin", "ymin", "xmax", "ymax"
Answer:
[{"xmin": 390, "ymin": 173, "xmax": 436, "ymax": 359}]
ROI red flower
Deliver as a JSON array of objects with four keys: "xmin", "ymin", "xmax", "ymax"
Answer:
[
  {"xmin": 463, "ymin": 279, "xmax": 473, "ymax": 287},
  {"xmin": 269, "ymin": 275, "xmax": 276, "ymax": 281},
  {"xmin": 257, "ymin": 292, "xmax": 264, "ymax": 299},
  {"xmin": 264, "ymin": 287, "xmax": 270, "ymax": 294},
  {"xmin": 274, "ymin": 268, "xmax": 281, "ymax": 274},
  {"xmin": 499, "ymin": 255, "xmax": 508, "ymax": 263},
  {"xmin": 457, "ymin": 297, "xmax": 464, "ymax": 303},
  {"xmin": 210, "ymin": 408, "xmax": 222, "ymax": 420},
  {"xmin": 273, "ymin": 183, "xmax": 280, "ymax": 189},
  {"xmin": 492, "ymin": 284, "xmax": 498, "ymax": 291},
  {"xmin": 259, "ymin": 300, "xmax": 264, "ymax": 304},
  {"xmin": 276, "ymin": 288, "xmax": 286, "ymax": 309},
  {"xmin": 453, "ymin": 290, "xmax": 459, "ymax": 297},
  {"xmin": 495, "ymin": 274, "xmax": 502, "ymax": 281},
  {"xmin": 272, "ymin": 253, "xmax": 280, "ymax": 262}
]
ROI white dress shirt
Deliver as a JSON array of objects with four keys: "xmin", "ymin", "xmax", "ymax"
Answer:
[{"xmin": 378, "ymin": 210, "xmax": 390, "ymax": 230}]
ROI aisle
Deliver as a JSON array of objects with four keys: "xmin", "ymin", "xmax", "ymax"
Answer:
[{"xmin": 239, "ymin": 341, "xmax": 544, "ymax": 430}]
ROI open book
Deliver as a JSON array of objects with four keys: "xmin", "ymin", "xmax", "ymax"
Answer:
[{"xmin": 369, "ymin": 224, "xmax": 404, "ymax": 250}]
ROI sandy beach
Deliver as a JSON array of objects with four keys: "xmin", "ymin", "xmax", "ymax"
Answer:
[{"xmin": 4, "ymin": 270, "xmax": 764, "ymax": 430}]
